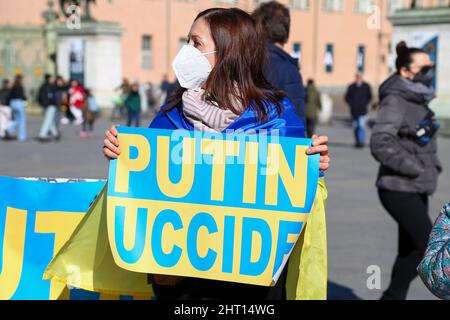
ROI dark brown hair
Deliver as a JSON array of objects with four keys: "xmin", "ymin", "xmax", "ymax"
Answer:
[
  {"xmin": 166, "ymin": 8, "xmax": 285, "ymax": 121},
  {"xmin": 12, "ymin": 75, "xmax": 23, "ymax": 89},
  {"xmin": 252, "ymin": 1, "xmax": 290, "ymax": 45}
]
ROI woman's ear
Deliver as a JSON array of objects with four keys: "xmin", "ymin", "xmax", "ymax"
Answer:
[{"xmin": 399, "ymin": 66, "xmax": 412, "ymax": 80}]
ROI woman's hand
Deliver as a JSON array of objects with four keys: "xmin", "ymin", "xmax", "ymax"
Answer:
[
  {"xmin": 306, "ymin": 135, "xmax": 330, "ymax": 172},
  {"xmin": 103, "ymin": 125, "xmax": 121, "ymax": 160}
]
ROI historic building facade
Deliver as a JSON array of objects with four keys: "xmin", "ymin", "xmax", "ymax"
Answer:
[{"xmin": 0, "ymin": 0, "xmax": 449, "ymax": 103}]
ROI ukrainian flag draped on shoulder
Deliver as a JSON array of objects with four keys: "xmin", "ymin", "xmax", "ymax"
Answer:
[{"xmin": 44, "ymin": 98, "xmax": 327, "ymax": 300}]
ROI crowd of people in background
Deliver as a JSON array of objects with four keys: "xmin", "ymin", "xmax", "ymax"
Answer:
[
  {"xmin": 0, "ymin": 74, "xmax": 96, "ymax": 143},
  {"xmin": 0, "ymin": 74, "xmax": 177, "ymax": 143}
]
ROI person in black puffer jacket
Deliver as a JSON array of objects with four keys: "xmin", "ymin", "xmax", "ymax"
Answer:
[{"xmin": 370, "ymin": 41, "xmax": 442, "ymax": 300}]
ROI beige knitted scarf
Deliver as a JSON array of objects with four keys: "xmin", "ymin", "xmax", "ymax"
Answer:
[{"xmin": 182, "ymin": 88, "xmax": 240, "ymax": 132}]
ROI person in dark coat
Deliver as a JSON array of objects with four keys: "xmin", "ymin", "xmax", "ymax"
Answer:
[
  {"xmin": 0, "ymin": 79, "xmax": 10, "ymax": 106},
  {"xmin": 0, "ymin": 79, "xmax": 12, "ymax": 138},
  {"xmin": 36, "ymin": 74, "xmax": 59, "ymax": 142},
  {"xmin": 37, "ymin": 74, "xmax": 54, "ymax": 109},
  {"xmin": 53, "ymin": 76, "xmax": 67, "ymax": 133},
  {"xmin": 163, "ymin": 80, "xmax": 181, "ymax": 105},
  {"xmin": 370, "ymin": 41, "xmax": 441, "ymax": 300},
  {"xmin": 252, "ymin": 1, "xmax": 306, "ymax": 123},
  {"xmin": 345, "ymin": 73, "xmax": 372, "ymax": 148},
  {"xmin": 124, "ymin": 83, "xmax": 142, "ymax": 127}
]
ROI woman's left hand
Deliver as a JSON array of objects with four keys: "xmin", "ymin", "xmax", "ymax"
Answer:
[{"xmin": 306, "ymin": 135, "xmax": 330, "ymax": 172}]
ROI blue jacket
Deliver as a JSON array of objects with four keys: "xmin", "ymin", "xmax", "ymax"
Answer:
[
  {"xmin": 264, "ymin": 43, "xmax": 306, "ymax": 123},
  {"xmin": 149, "ymin": 96, "xmax": 306, "ymax": 138}
]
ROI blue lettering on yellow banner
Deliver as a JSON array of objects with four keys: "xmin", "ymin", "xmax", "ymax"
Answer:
[{"xmin": 107, "ymin": 127, "xmax": 319, "ymax": 286}]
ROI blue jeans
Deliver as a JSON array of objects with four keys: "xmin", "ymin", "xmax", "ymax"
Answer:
[
  {"xmin": 6, "ymin": 99, "xmax": 27, "ymax": 141},
  {"xmin": 39, "ymin": 105, "xmax": 58, "ymax": 139},
  {"xmin": 127, "ymin": 110, "xmax": 141, "ymax": 127},
  {"xmin": 352, "ymin": 115, "xmax": 366, "ymax": 145}
]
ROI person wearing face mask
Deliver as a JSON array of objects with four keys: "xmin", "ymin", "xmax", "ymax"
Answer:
[
  {"xmin": 370, "ymin": 41, "xmax": 441, "ymax": 300},
  {"xmin": 102, "ymin": 8, "xmax": 330, "ymax": 300}
]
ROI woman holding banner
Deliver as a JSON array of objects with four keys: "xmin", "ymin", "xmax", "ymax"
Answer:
[{"xmin": 102, "ymin": 8, "xmax": 330, "ymax": 300}]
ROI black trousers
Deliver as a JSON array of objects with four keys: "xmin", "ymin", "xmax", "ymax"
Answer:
[
  {"xmin": 152, "ymin": 263, "xmax": 288, "ymax": 301},
  {"xmin": 378, "ymin": 189, "xmax": 432, "ymax": 300},
  {"xmin": 305, "ymin": 118, "xmax": 316, "ymax": 138}
]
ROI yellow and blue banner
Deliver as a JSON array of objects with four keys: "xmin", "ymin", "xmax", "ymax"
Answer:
[
  {"xmin": 107, "ymin": 127, "xmax": 320, "ymax": 286},
  {"xmin": 3, "ymin": 127, "xmax": 327, "ymax": 300},
  {"xmin": 0, "ymin": 177, "xmax": 110, "ymax": 300}
]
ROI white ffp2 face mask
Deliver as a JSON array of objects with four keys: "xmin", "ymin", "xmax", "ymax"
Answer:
[{"xmin": 172, "ymin": 45, "xmax": 216, "ymax": 90}]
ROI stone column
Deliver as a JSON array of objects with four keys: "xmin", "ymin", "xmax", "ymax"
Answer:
[{"xmin": 55, "ymin": 21, "xmax": 123, "ymax": 109}]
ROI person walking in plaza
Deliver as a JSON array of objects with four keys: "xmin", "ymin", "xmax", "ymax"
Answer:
[
  {"xmin": 370, "ymin": 41, "xmax": 441, "ymax": 300},
  {"xmin": 36, "ymin": 74, "xmax": 59, "ymax": 142},
  {"xmin": 102, "ymin": 7, "xmax": 330, "ymax": 300},
  {"xmin": 4, "ymin": 75, "xmax": 27, "ymax": 142},
  {"xmin": 124, "ymin": 83, "xmax": 141, "ymax": 127},
  {"xmin": 163, "ymin": 79, "xmax": 181, "ymax": 105},
  {"xmin": 345, "ymin": 73, "xmax": 372, "ymax": 148},
  {"xmin": 68, "ymin": 79, "xmax": 85, "ymax": 126},
  {"xmin": 0, "ymin": 78, "xmax": 12, "ymax": 139},
  {"xmin": 59, "ymin": 77, "xmax": 74, "ymax": 125},
  {"xmin": 160, "ymin": 74, "xmax": 170, "ymax": 95},
  {"xmin": 53, "ymin": 76, "xmax": 67, "ymax": 135},
  {"xmin": 305, "ymin": 79, "xmax": 322, "ymax": 138},
  {"xmin": 146, "ymin": 81, "xmax": 157, "ymax": 117},
  {"xmin": 157, "ymin": 74, "xmax": 171, "ymax": 107},
  {"xmin": 111, "ymin": 78, "xmax": 131, "ymax": 121},
  {"xmin": 418, "ymin": 202, "xmax": 450, "ymax": 300},
  {"xmin": 252, "ymin": 1, "xmax": 306, "ymax": 123},
  {"xmin": 80, "ymin": 88, "xmax": 99, "ymax": 138}
]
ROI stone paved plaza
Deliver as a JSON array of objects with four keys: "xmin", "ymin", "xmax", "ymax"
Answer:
[{"xmin": 1, "ymin": 113, "xmax": 449, "ymax": 300}]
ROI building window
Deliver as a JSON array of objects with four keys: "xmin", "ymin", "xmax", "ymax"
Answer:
[
  {"xmin": 438, "ymin": 0, "xmax": 450, "ymax": 7},
  {"xmin": 292, "ymin": 42, "xmax": 302, "ymax": 65},
  {"xmin": 322, "ymin": 0, "xmax": 344, "ymax": 12},
  {"xmin": 324, "ymin": 44, "xmax": 334, "ymax": 73},
  {"xmin": 357, "ymin": 45, "xmax": 365, "ymax": 73},
  {"xmin": 354, "ymin": 0, "xmax": 373, "ymax": 13},
  {"xmin": 290, "ymin": 0, "xmax": 310, "ymax": 10},
  {"xmin": 142, "ymin": 35, "xmax": 152, "ymax": 70},
  {"xmin": 388, "ymin": 0, "xmax": 406, "ymax": 14}
]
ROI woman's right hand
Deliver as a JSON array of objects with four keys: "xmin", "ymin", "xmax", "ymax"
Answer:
[{"xmin": 103, "ymin": 125, "xmax": 121, "ymax": 160}]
